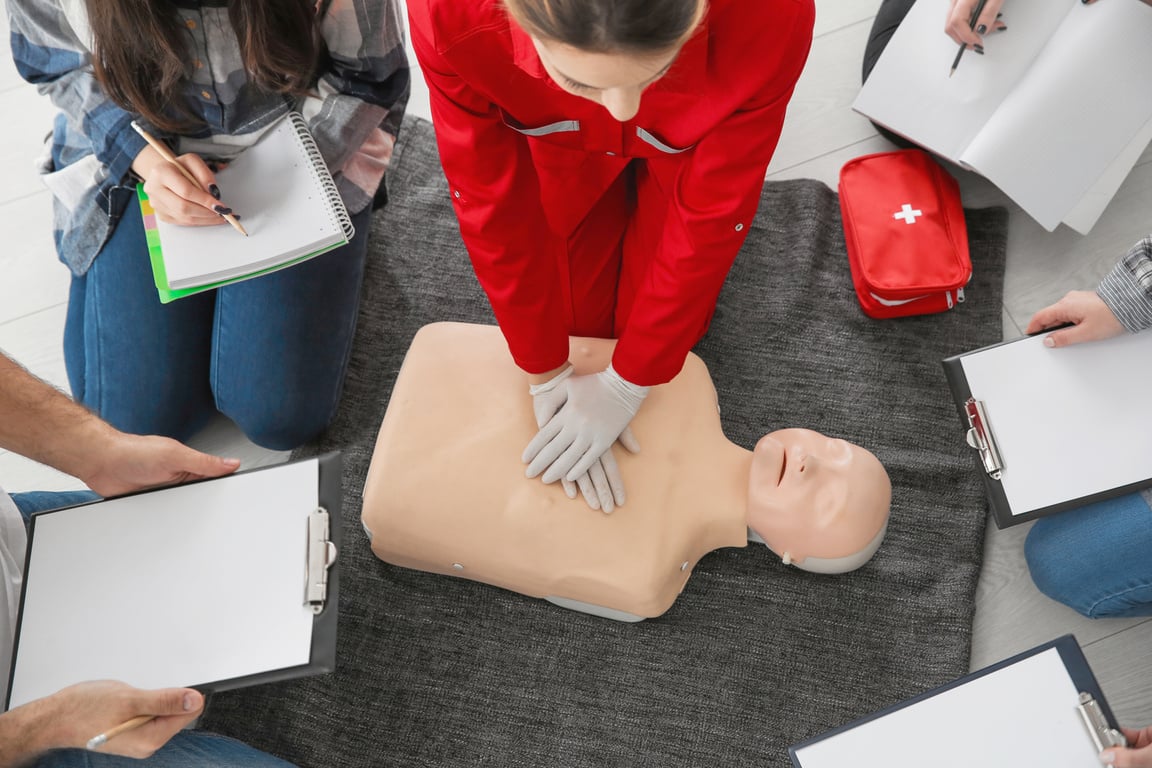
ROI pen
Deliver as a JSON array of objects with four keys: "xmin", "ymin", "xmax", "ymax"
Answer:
[
  {"xmin": 949, "ymin": 0, "xmax": 988, "ymax": 78},
  {"xmin": 86, "ymin": 714, "xmax": 154, "ymax": 751},
  {"xmin": 130, "ymin": 122, "xmax": 248, "ymax": 237}
]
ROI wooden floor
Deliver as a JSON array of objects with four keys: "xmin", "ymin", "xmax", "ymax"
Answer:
[{"xmin": 1, "ymin": 0, "xmax": 1149, "ymax": 725}]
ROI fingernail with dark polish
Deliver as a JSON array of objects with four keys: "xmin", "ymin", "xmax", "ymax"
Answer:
[
  {"xmin": 209, "ymin": 184, "xmax": 221, "ymax": 199},
  {"xmin": 213, "ymin": 205, "xmax": 232, "ymax": 215},
  {"xmin": 206, "ymin": 162, "xmax": 219, "ymax": 173},
  {"xmin": 976, "ymin": 23, "xmax": 987, "ymax": 34},
  {"xmin": 973, "ymin": 44, "xmax": 985, "ymax": 54},
  {"xmin": 998, "ymin": 24, "xmax": 1007, "ymax": 31}
]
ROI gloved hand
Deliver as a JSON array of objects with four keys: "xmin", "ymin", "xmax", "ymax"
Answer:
[
  {"xmin": 528, "ymin": 364, "xmax": 573, "ymax": 427},
  {"xmin": 523, "ymin": 365, "xmax": 649, "ymax": 490},
  {"xmin": 528, "ymin": 364, "xmax": 638, "ymax": 512},
  {"xmin": 566, "ymin": 428, "xmax": 641, "ymax": 513}
]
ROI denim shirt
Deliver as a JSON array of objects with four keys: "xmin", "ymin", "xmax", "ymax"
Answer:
[{"xmin": 8, "ymin": 0, "xmax": 409, "ymax": 275}]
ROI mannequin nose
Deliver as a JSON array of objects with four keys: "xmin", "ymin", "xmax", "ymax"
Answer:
[
  {"xmin": 601, "ymin": 88, "xmax": 641, "ymax": 122},
  {"xmin": 790, "ymin": 446, "xmax": 819, "ymax": 476}
]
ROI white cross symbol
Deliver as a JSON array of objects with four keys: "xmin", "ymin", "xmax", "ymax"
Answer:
[{"xmin": 893, "ymin": 203, "xmax": 922, "ymax": 224}]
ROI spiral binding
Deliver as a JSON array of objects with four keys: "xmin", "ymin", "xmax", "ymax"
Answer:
[{"xmin": 286, "ymin": 111, "xmax": 356, "ymax": 241}]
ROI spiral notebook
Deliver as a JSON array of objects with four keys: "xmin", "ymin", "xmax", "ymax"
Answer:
[{"xmin": 139, "ymin": 112, "xmax": 355, "ymax": 303}]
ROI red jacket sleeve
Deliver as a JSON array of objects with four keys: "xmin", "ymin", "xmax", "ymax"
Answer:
[
  {"xmin": 408, "ymin": 6, "xmax": 570, "ymax": 375},
  {"xmin": 611, "ymin": 7, "xmax": 815, "ymax": 386}
]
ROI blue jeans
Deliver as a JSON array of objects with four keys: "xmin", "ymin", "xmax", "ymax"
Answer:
[
  {"xmin": 29, "ymin": 730, "xmax": 295, "ymax": 768},
  {"xmin": 10, "ymin": 490, "xmax": 102, "ymax": 523},
  {"xmin": 64, "ymin": 196, "xmax": 371, "ymax": 450},
  {"xmin": 1025, "ymin": 492, "xmax": 1152, "ymax": 618}
]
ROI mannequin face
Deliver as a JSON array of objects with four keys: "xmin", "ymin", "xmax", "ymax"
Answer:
[
  {"xmin": 530, "ymin": 37, "xmax": 681, "ymax": 122},
  {"xmin": 747, "ymin": 429, "xmax": 891, "ymax": 569}
]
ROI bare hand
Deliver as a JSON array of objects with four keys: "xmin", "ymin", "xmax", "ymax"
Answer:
[
  {"xmin": 945, "ymin": 0, "xmax": 1008, "ymax": 48},
  {"xmin": 1025, "ymin": 290, "xmax": 1125, "ymax": 348},
  {"xmin": 35, "ymin": 681, "xmax": 202, "ymax": 758},
  {"xmin": 77, "ymin": 430, "xmax": 240, "ymax": 497},
  {"xmin": 1101, "ymin": 725, "xmax": 1152, "ymax": 768},
  {"xmin": 132, "ymin": 145, "xmax": 230, "ymax": 227}
]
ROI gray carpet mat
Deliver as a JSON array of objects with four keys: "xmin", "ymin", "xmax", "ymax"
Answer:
[{"xmin": 202, "ymin": 116, "xmax": 1008, "ymax": 767}]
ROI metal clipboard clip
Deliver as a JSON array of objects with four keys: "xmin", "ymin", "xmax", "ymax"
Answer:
[
  {"xmin": 305, "ymin": 507, "xmax": 338, "ymax": 614},
  {"xmin": 1078, "ymin": 692, "xmax": 1128, "ymax": 753},
  {"xmin": 964, "ymin": 397, "xmax": 1003, "ymax": 480}
]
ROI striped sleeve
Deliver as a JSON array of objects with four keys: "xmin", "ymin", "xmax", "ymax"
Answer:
[
  {"xmin": 7, "ymin": 0, "xmax": 146, "ymax": 183},
  {"xmin": 299, "ymin": 0, "xmax": 410, "ymax": 212},
  {"xmin": 1096, "ymin": 236, "xmax": 1152, "ymax": 334}
]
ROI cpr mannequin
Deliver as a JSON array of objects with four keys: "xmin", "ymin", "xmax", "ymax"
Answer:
[{"xmin": 362, "ymin": 323, "xmax": 892, "ymax": 622}]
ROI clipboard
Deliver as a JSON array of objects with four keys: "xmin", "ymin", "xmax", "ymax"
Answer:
[
  {"xmin": 5, "ymin": 452, "xmax": 342, "ymax": 710},
  {"xmin": 942, "ymin": 331, "xmax": 1152, "ymax": 527},
  {"xmin": 790, "ymin": 635, "xmax": 1126, "ymax": 768}
]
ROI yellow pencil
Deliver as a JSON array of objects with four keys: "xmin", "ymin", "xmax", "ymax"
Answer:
[
  {"xmin": 130, "ymin": 122, "xmax": 248, "ymax": 237},
  {"xmin": 85, "ymin": 714, "xmax": 155, "ymax": 751}
]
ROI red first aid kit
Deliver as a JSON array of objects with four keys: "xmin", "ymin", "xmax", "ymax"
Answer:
[{"xmin": 838, "ymin": 149, "xmax": 972, "ymax": 319}]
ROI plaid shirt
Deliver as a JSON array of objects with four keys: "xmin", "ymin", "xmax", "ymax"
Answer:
[
  {"xmin": 8, "ymin": 0, "xmax": 409, "ymax": 275},
  {"xmin": 1097, "ymin": 236, "xmax": 1152, "ymax": 334}
]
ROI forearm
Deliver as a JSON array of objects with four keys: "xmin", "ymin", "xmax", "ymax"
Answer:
[
  {"xmin": 0, "ymin": 696, "xmax": 58, "ymax": 767},
  {"xmin": 0, "ymin": 353, "xmax": 115, "ymax": 481}
]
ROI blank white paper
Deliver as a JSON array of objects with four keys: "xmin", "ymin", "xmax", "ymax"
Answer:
[
  {"xmin": 960, "ymin": 332, "xmax": 1152, "ymax": 515},
  {"xmin": 793, "ymin": 649, "xmax": 1101, "ymax": 768},
  {"xmin": 852, "ymin": 0, "xmax": 1076, "ymax": 162},
  {"xmin": 962, "ymin": 0, "xmax": 1152, "ymax": 231},
  {"xmin": 8, "ymin": 459, "xmax": 319, "ymax": 709},
  {"xmin": 853, "ymin": 0, "xmax": 1152, "ymax": 233},
  {"xmin": 157, "ymin": 117, "xmax": 344, "ymax": 288}
]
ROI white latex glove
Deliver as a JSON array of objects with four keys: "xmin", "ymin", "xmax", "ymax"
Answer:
[
  {"xmin": 523, "ymin": 365, "xmax": 648, "ymax": 488},
  {"xmin": 528, "ymin": 364, "xmax": 573, "ymax": 427},
  {"xmin": 527, "ymin": 365, "xmax": 638, "ymax": 512}
]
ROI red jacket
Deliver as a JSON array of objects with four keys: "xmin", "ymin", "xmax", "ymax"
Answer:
[{"xmin": 408, "ymin": 0, "xmax": 815, "ymax": 385}]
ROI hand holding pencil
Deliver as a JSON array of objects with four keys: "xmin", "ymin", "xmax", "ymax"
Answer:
[
  {"xmin": 944, "ymin": 0, "xmax": 1008, "ymax": 76},
  {"xmin": 12, "ymin": 681, "xmax": 204, "ymax": 759},
  {"xmin": 130, "ymin": 122, "xmax": 247, "ymax": 236}
]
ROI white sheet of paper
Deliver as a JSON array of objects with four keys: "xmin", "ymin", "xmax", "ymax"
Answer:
[
  {"xmin": 793, "ymin": 649, "xmax": 1101, "ymax": 768},
  {"xmin": 852, "ymin": 0, "xmax": 1076, "ymax": 162},
  {"xmin": 157, "ymin": 117, "xmax": 345, "ymax": 288},
  {"xmin": 8, "ymin": 459, "xmax": 320, "ymax": 709},
  {"xmin": 1061, "ymin": 114, "xmax": 1152, "ymax": 235},
  {"xmin": 960, "ymin": 332, "xmax": 1152, "ymax": 515},
  {"xmin": 962, "ymin": 0, "xmax": 1152, "ymax": 231},
  {"xmin": 853, "ymin": 0, "xmax": 1152, "ymax": 233}
]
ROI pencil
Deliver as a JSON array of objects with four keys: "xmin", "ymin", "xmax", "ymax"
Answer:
[
  {"xmin": 949, "ymin": 0, "xmax": 988, "ymax": 78},
  {"xmin": 85, "ymin": 714, "xmax": 155, "ymax": 751},
  {"xmin": 130, "ymin": 122, "xmax": 248, "ymax": 236}
]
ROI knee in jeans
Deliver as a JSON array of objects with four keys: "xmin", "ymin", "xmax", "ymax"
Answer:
[
  {"xmin": 1025, "ymin": 522, "xmax": 1152, "ymax": 619},
  {"xmin": 226, "ymin": 404, "xmax": 332, "ymax": 451},
  {"xmin": 1024, "ymin": 525, "xmax": 1094, "ymax": 617}
]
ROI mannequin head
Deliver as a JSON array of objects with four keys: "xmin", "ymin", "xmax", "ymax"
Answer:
[{"xmin": 746, "ymin": 429, "xmax": 891, "ymax": 574}]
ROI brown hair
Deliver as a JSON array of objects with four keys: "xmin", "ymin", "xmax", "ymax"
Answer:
[
  {"xmin": 504, "ymin": 0, "xmax": 705, "ymax": 54},
  {"xmin": 87, "ymin": 0, "xmax": 321, "ymax": 132}
]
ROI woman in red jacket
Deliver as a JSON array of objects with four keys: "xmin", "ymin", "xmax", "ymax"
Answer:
[{"xmin": 408, "ymin": 0, "xmax": 814, "ymax": 511}]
